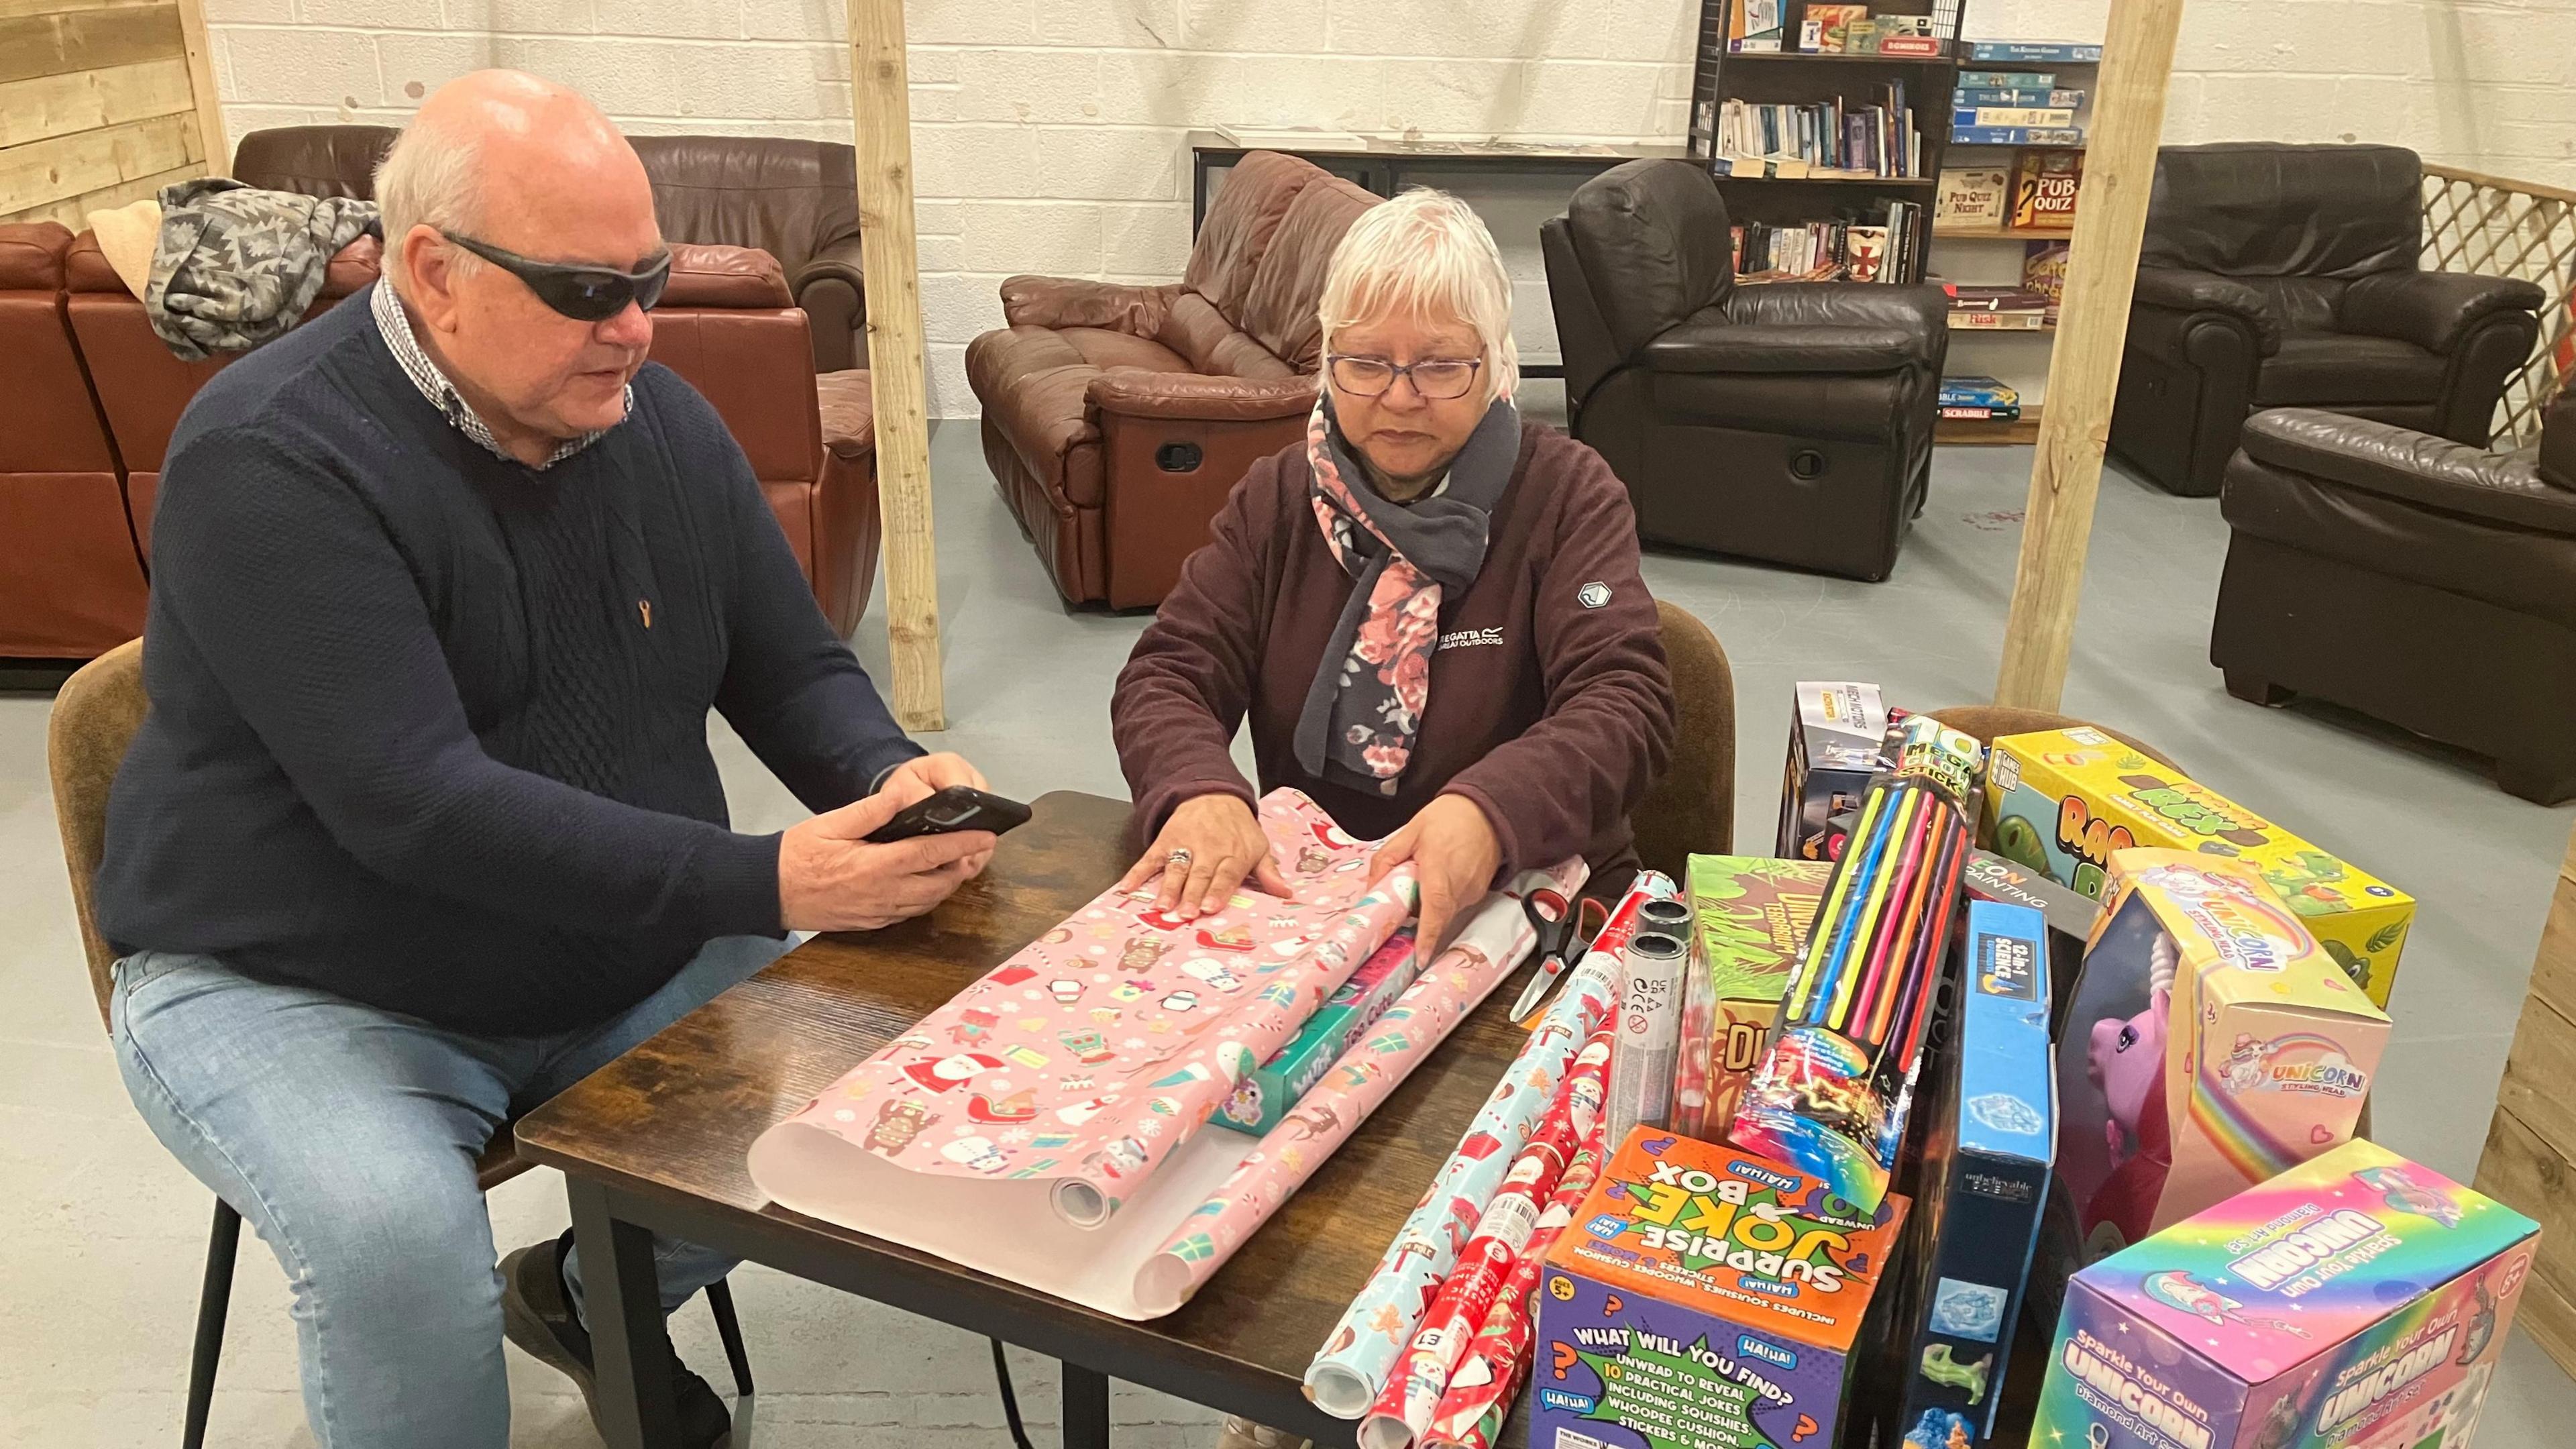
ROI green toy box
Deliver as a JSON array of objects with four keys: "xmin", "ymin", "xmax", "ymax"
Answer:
[{"xmin": 1980, "ymin": 728, "xmax": 2413, "ymax": 1007}]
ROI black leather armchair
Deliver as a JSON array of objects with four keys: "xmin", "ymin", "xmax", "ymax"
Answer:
[
  {"xmin": 2110, "ymin": 143, "xmax": 2543, "ymax": 497},
  {"xmin": 2211, "ymin": 396, "xmax": 2576, "ymax": 802},
  {"xmin": 1544, "ymin": 160, "xmax": 1948, "ymax": 582}
]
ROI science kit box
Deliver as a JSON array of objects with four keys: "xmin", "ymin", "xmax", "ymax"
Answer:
[
  {"xmin": 1776, "ymin": 681, "xmax": 1890, "ymax": 861},
  {"xmin": 1214, "ymin": 930, "xmax": 1416, "ymax": 1135},
  {"xmin": 1962, "ymin": 847, "xmax": 2101, "ymax": 1040},
  {"xmin": 1982, "ymin": 727, "xmax": 2415, "ymax": 1007},
  {"xmin": 1534, "ymin": 1127, "xmax": 1909, "ymax": 1449},
  {"xmin": 2032, "ymin": 1139, "xmax": 2539, "ymax": 1449},
  {"xmin": 1875, "ymin": 901, "xmax": 2055, "ymax": 1449},
  {"xmin": 1672, "ymin": 855, "xmax": 1831, "ymax": 1140},
  {"xmin": 2053, "ymin": 851, "xmax": 2388, "ymax": 1275}
]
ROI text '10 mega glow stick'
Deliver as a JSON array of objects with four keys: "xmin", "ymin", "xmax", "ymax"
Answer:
[{"xmin": 1729, "ymin": 714, "xmax": 1985, "ymax": 1212}]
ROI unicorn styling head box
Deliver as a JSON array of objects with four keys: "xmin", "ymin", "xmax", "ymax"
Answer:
[{"xmin": 2053, "ymin": 850, "xmax": 2390, "ymax": 1275}]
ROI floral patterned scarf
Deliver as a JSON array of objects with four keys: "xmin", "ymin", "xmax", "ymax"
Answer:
[{"xmin": 1293, "ymin": 391, "xmax": 1522, "ymax": 794}]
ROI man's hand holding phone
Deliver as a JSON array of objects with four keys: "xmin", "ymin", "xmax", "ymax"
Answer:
[{"xmin": 778, "ymin": 762, "xmax": 1000, "ymax": 932}]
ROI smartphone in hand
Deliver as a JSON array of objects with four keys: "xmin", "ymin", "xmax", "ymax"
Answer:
[{"xmin": 864, "ymin": 784, "xmax": 1033, "ymax": 844}]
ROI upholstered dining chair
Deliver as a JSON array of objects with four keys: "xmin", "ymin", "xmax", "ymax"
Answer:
[
  {"xmin": 1631, "ymin": 601, "xmax": 1737, "ymax": 879},
  {"xmin": 45, "ymin": 640, "xmax": 753, "ymax": 1447}
]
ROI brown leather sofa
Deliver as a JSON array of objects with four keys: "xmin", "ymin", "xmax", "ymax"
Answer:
[
  {"xmin": 1543, "ymin": 160, "xmax": 1950, "ymax": 582},
  {"xmin": 9, "ymin": 229, "xmax": 877, "ymax": 659},
  {"xmin": 2211, "ymin": 397, "xmax": 2576, "ymax": 803},
  {"xmin": 967, "ymin": 150, "xmax": 1378, "ymax": 608},
  {"xmin": 2110, "ymin": 143, "xmax": 2545, "ymax": 497},
  {"xmin": 232, "ymin": 125, "xmax": 871, "ymax": 372},
  {"xmin": 1, "ymin": 222, "xmax": 148, "ymax": 659}
]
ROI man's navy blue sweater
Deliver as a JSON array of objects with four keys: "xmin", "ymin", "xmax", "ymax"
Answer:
[{"xmin": 96, "ymin": 286, "xmax": 922, "ymax": 1035}]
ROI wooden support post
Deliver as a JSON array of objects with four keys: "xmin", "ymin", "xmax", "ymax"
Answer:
[
  {"xmin": 1991, "ymin": 0, "xmax": 2186, "ymax": 710},
  {"xmin": 175, "ymin": 0, "xmax": 229, "ymax": 176},
  {"xmin": 845, "ymin": 0, "xmax": 945, "ymax": 729}
]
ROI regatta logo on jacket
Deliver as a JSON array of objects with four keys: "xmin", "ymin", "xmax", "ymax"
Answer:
[{"xmin": 1437, "ymin": 627, "xmax": 1507, "ymax": 652}]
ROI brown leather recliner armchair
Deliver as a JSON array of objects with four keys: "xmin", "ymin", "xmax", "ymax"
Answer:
[
  {"xmin": 231, "ymin": 125, "xmax": 871, "ymax": 372},
  {"xmin": 2110, "ymin": 143, "xmax": 2545, "ymax": 498},
  {"xmin": 1543, "ymin": 159, "xmax": 1950, "ymax": 582},
  {"xmin": 967, "ymin": 150, "xmax": 1379, "ymax": 608},
  {"xmin": 2211, "ymin": 397, "xmax": 2576, "ymax": 803},
  {"xmin": 54, "ymin": 234, "xmax": 881, "ymax": 641},
  {"xmin": 0, "ymin": 222, "xmax": 148, "ymax": 659}
]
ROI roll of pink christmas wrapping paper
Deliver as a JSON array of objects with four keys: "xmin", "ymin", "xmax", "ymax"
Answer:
[
  {"xmin": 758, "ymin": 790, "xmax": 1414, "ymax": 1228},
  {"xmin": 1303, "ymin": 871, "xmax": 1675, "ymax": 1419},
  {"xmin": 1420, "ymin": 1130, "xmax": 1609, "ymax": 1449},
  {"xmin": 1127, "ymin": 861, "xmax": 1587, "ymax": 1317},
  {"xmin": 1360, "ymin": 1026, "xmax": 1615, "ymax": 1449}
]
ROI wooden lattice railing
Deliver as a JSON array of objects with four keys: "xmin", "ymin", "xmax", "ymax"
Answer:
[{"xmin": 2423, "ymin": 162, "xmax": 2576, "ymax": 444}]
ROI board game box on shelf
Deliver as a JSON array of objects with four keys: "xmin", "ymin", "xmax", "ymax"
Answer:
[
  {"xmin": 1533, "ymin": 1127, "xmax": 1909, "ymax": 1449},
  {"xmin": 1981, "ymin": 727, "xmax": 2416, "ymax": 1007},
  {"xmin": 1673, "ymin": 855, "xmax": 1831, "ymax": 1140},
  {"xmin": 2032, "ymin": 1139, "xmax": 2540, "ymax": 1449}
]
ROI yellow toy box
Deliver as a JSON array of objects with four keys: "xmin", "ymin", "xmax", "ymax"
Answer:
[{"xmin": 1981, "ymin": 728, "xmax": 2413, "ymax": 1007}]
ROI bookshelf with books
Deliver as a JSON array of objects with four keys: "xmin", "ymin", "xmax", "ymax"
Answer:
[
  {"xmin": 1925, "ymin": 35, "xmax": 2098, "ymax": 440},
  {"xmin": 1686, "ymin": 0, "xmax": 1970, "ymax": 286}
]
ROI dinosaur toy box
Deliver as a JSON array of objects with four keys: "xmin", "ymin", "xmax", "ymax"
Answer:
[
  {"xmin": 1214, "ymin": 930, "xmax": 1417, "ymax": 1135},
  {"xmin": 2051, "ymin": 851, "xmax": 2389, "ymax": 1281},
  {"xmin": 1532, "ymin": 1126, "xmax": 1909, "ymax": 1449},
  {"xmin": 1980, "ymin": 727, "xmax": 2414, "ymax": 1008},
  {"xmin": 1874, "ymin": 901, "xmax": 2055, "ymax": 1449},
  {"xmin": 1672, "ymin": 855, "xmax": 1831, "ymax": 1140},
  {"xmin": 2031, "ymin": 1139, "xmax": 2539, "ymax": 1449},
  {"xmin": 1777, "ymin": 681, "xmax": 1890, "ymax": 861}
]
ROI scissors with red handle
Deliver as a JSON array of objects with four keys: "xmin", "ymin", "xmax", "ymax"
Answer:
[{"xmin": 1508, "ymin": 889, "xmax": 1608, "ymax": 1024}]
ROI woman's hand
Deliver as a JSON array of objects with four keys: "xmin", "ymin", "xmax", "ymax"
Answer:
[
  {"xmin": 1373, "ymin": 794, "xmax": 1503, "ymax": 956},
  {"xmin": 1116, "ymin": 793, "xmax": 1291, "ymax": 918}
]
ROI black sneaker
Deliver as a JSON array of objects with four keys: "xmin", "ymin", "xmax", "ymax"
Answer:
[{"xmin": 500, "ymin": 1232, "xmax": 734, "ymax": 1449}]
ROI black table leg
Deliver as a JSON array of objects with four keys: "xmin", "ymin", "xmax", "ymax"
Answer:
[
  {"xmin": 570, "ymin": 1178, "xmax": 683, "ymax": 1449},
  {"xmin": 1063, "ymin": 1361, "xmax": 1112, "ymax": 1449}
]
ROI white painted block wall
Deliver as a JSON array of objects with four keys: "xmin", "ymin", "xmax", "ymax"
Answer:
[{"xmin": 202, "ymin": 1, "xmax": 2576, "ymax": 417}]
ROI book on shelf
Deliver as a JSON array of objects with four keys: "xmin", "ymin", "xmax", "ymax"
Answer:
[
  {"xmin": 1966, "ymin": 40, "xmax": 2102, "ymax": 64},
  {"xmin": 1933, "ymin": 167, "xmax": 2011, "ymax": 228},
  {"xmin": 1953, "ymin": 106, "xmax": 2077, "ymax": 129},
  {"xmin": 1952, "ymin": 125, "xmax": 2085, "ymax": 146},
  {"xmin": 1799, "ymin": 3, "xmax": 1868, "ymax": 52},
  {"xmin": 1955, "ymin": 87, "xmax": 2085, "ymax": 108},
  {"xmin": 1729, "ymin": 0, "xmax": 1785, "ymax": 52},
  {"xmin": 1957, "ymin": 68, "xmax": 2057, "ymax": 89},
  {"xmin": 2010, "ymin": 148, "xmax": 2083, "ymax": 228},
  {"xmin": 1729, "ymin": 200, "xmax": 1922, "ymax": 284},
  {"xmin": 1711, "ymin": 80, "xmax": 1921, "ymax": 178},
  {"xmin": 2023, "ymin": 240, "xmax": 2072, "ymax": 301}
]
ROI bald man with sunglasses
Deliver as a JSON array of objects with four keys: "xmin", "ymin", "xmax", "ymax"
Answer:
[{"xmin": 95, "ymin": 72, "xmax": 977, "ymax": 1448}]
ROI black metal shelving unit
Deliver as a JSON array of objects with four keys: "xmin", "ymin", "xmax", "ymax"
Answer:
[{"xmin": 1686, "ymin": 0, "xmax": 1970, "ymax": 283}]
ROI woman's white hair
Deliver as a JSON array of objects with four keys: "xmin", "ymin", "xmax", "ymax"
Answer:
[
  {"xmin": 1317, "ymin": 186, "xmax": 1519, "ymax": 402},
  {"xmin": 374, "ymin": 112, "xmax": 486, "ymax": 294}
]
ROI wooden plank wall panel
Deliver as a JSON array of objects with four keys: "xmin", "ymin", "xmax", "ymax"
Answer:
[
  {"xmin": 2476, "ymin": 817, "xmax": 2576, "ymax": 1379},
  {"xmin": 0, "ymin": 1, "xmax": 216, "ymax": 227}
]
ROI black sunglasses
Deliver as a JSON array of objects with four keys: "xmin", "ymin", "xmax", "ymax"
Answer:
[{"xmin": 440, "ymin": 231, "xmax": 672, "ymax": 321}]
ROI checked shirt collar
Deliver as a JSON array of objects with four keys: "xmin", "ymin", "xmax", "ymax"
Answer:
[{"xmin": 371, "ymin": 280, "xmax": 629, "ymax": 470}]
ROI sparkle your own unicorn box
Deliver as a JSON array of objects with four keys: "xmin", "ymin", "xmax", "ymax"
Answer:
[{"xmin": 2031, "ymin": 1139, "xmax": 2540, "ymax": 1449}]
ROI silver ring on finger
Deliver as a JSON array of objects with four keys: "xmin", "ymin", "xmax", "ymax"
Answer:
[{"xmin": 1167, "ymin": 847, "xmax": 1193, "ymax": 869}]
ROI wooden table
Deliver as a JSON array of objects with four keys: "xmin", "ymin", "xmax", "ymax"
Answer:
[{"xmin": 516, "ymin": 790, "xmax": 1545, "ymax": 1448}]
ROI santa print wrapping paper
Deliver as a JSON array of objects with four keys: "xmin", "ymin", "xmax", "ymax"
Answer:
[
  {"xmin": 1421, "ymin": 1132, "xmax": 1609, "ymax": 1449},
  {"xmin": 1362, "ymin": 1026, "xmax": 1615, "ymax": 1449},
  {"xmin": 1130, "ymin": 860, "xmax": 1590, "ymax": 1316},
  {"xmin": 1303, "ymin": 871, "xmax": 1670, "ymax": 1417}
]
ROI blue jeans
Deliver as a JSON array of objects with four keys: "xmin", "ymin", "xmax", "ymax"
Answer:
[{"xmin": 111, "ymin": 934, "xmax": 791, "ymax": 1448}]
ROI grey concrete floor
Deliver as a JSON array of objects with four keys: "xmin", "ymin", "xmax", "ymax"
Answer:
[{"xmin": 5, "ymin": 411, "xmax": 2572, "ymax": 1446}]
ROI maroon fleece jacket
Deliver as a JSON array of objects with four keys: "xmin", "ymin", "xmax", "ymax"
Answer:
[{"xmin": 1114, "ymin": 424, "xmax": 1676, "ymax": 878}]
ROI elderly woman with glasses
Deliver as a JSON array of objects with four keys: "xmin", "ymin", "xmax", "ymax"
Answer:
[{"xmin": 1112, "ymin": 187, "xmax": 1676, "ymax": 957}]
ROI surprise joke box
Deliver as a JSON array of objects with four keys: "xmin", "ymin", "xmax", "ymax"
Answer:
[
  {"xmin": 1213, "ymin": 929, "xmax": 1417, "ymax": 1136},
  {"xmin": 2032, "ymin": 1139, "xmax": 2540, "ymax": 1449},
  {"xmin": 2053, "ymin": 851, "xmax": 2389, "ymax": 1277},
  {"xmin": 1533, "ymin": 1127, "xmax": 1908, "ymax": 1449},
  {"xmin": 1672, "ymin": 855, "xmax": 1831, "ymax": 1140},
  {"xmin": 1981, "ymin": 728, "xmax": 2414, "ymax": 1008},
  {"xmin": 1876, "ymin": 900, "xmax": 2055, "ymax": 1449},
  {"xmin": 1778, "ymin": 681, "xmax": 1891, "ymax": 861}
]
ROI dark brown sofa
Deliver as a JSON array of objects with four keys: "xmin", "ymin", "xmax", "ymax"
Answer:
[
  {"xmin": 2212, "ymin": 397, "xmax": 2576, "ymax": 802},
  {"xmin": 2110, "ymin": 143, "xmax": 2544, "ymax": 497},
  {"xmin": 966, "ymin": 150, "xmax": 1379, "ymax": 608},
  {"xmin": 231, "ymin": 125, "xmax": 871, "ymax": 371}
]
